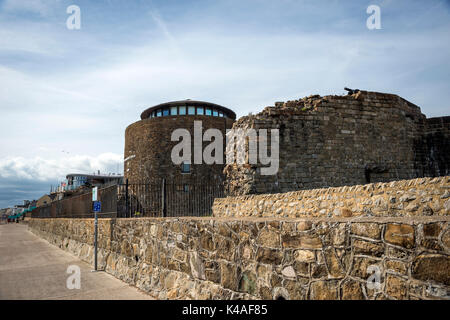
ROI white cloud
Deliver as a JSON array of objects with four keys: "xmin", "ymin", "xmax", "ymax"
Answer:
[
  {"xmin": 0, "ymin": 153, "xmax": 123, "ymax": 182},
  {"xmin": 2, "ymin": 25, "xmax": 449, "ymax": 162},
  {"xmin": 1, "ymin": 0, "xmax": 56, "ymax": 16},
  {"xmin": 0, "ymin": 27, "xmax": 60, "ymax": 55}
]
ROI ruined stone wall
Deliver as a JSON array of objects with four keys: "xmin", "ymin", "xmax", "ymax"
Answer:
[
  {"xmin": 28, "ymin": 178, "xmax": 450, "ymax": 300},
  {"xmin": 224, "ymin": 91, "xmax": 440, "ymax": 196},
  {"xmin": 423, "ymin": 116, "xmax": 450, "ymax": 177}
]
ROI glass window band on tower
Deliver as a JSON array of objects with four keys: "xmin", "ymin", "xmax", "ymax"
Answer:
[{"xmin": 141, "ymin": 100, "xmax": 236, "ymax": 120}]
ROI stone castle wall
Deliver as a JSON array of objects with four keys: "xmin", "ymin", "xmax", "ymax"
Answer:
[
  {"xmin": 422, "ymin": 116, "xmax": 450, "ymax": 177},
  {"xmin": 28, "ymin": 177, "xmax": 450, "ymax": 300},
  {"xmin": 224, "ymin": 91, "xmax": 449, "ymax": 196}
]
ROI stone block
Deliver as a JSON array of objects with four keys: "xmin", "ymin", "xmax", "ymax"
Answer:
[
  {"xmin": 281, "ymin": 266, "xmax": 296, "ymax": 279},
  {"xmin": 220, "ymin": 262, "xmax": 238, "ymax": 291},
  {"xmin": 442, "ymin": 228, "xmax": 450, "ymax": 249},
  {"xmin": 384, "ymin": 224, "xmax": 415, "ymax": 249},
  {"xmin": 324, "ymin": 247, "xmax": 345, "ymax": 277},
  {"xmin": 351, "ymin": 223, "xmax": 382, "ymax": 239},
  {"xmin": 283, "ymin": 279, "xmax": 307, "ymax": 300},
  {"xmin": 294, "ymin": 249, "xmax": 315, "ymax": 263},
  {"xmin": 216, "ymin": 237, "xmax": 236, "ymax": 261},
  {"xmin": 282, "ymin": 234, "xmax": 322, "ymax": 249},
  {"xmin": 341, "ymin": 279, "xmax": 364, "ymax": 300},
  {"xmin": 311, "ymin": 263, "xmax": 328, "ymax": 279},
  {"xmin": 385, "ymin": 259, "xmax": 407, "ymax": 275},
  {"xmin": 309, "ymin": 280, "xmax": 339, "ymax": 300},
  {"xmin": 423, "ymin": 223, "xmax": 441, "ymax": 237},
  {"xmin": 353, "ymin": 239, "xmax": 384, "ymax": 257},
  {"xmin": 189, "ymin": 251, "xmax": 205, "ymax": 280},
  {"xmin": 385, "ymin": 274, "xmax": 408, "ymax": 300},
  {"xmin": 257, "ymin": 228, "xmax": 280, "ymax": 248},
  {"xmin": 256, "ymin": 248, "xmax": 283, "ymax": 265},
  {"xmin": 351, "ymin": 257, "xmax": 380, "ymax": 279},
  {"xmin": 412, "ymin": 254, "xmax": 450, "ymax": 285},
  {"xmin": 238, "ymin": 271, "xmax": 257, "ymax": 295}
]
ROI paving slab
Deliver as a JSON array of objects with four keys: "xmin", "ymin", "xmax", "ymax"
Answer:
[{"xmin": 0, "ymin": 223, "xmax": 154, "ymax": 300}]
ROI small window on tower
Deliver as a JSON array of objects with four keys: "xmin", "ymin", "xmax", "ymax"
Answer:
[
  {"xmin": 197, "ymin": 107, "xmax": 204, "ymax": 115},
  {"xmin": 188, "ymin": 106, "xmax": 195, "ymax": 115},
  {"xmin": 170, "ymin": 106, "xmax": 178, "ymax": 115},
  {"xmin": 179, "ymin": 106, "xmax": 186, "ymax": 115},
  {"xmin": 181, "ymin": 162, "xmax": 191, "ymax": 173}
]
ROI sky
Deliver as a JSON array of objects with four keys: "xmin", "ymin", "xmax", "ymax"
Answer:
[{"xmin": 0, "ymin": 0, "xmax": 449, "ymax": 208}]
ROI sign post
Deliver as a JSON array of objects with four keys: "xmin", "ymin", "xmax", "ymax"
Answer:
[
  {"xmin": 92, "ymin": 187, "xmax": 98, "ymax": 202},
  {"xmin": 92, "ymin": 187, "xmax": 100, "ymax": 271}
]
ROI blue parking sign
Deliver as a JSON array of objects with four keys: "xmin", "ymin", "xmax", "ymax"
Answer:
[{"xmin": 93, "ymin": 201, "xmax": 101, "ymax": 212}]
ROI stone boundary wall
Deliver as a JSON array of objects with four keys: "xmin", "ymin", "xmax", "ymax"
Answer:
[
  {"xmin": 212, "ymin": 176, "xmax": 450, "ymax": 218},
  {"xmin": 29, "ymin": 214, "xmax": 449, "ymax": 300}
]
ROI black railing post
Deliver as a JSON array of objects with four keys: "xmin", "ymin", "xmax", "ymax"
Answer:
[
  {"xmin": 125, "ymin": 179, "xmax": 129, "ymax": 218},
  {"xmin": 162, "ymin": 178, "xmax": 167, "ymax": 217},
  {"xmin": 115, "ymin": 184, "xmax": 119, "ymax": 218}
]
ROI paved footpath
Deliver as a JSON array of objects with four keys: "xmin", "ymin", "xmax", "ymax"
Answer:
[{"xmin": 0, "ymin": 223, "xmax": 154, "ymax": 300}]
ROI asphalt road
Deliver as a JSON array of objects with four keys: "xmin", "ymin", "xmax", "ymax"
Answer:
[{"xmin": 0, "ymin": 223, "xmax": 154, "ymax": 300}]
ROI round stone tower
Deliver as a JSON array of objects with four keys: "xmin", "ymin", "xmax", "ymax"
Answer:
[{"xmin": 124, "ymin": 100, "xmax": 236, "ymax": 184}]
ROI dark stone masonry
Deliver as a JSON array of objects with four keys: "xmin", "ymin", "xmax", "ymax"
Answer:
[{"xmin": 224, "ymin": 90, "xmax": 450, "ymax": 196}]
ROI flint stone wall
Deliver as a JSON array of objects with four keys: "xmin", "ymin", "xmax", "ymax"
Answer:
[
  {"xmin": 212, "ymin": 176, "xmax": 450, "ymax": 218},
  {"xmin": 28, "ymin": 177, "xmax": 450, "ymax": 300}
]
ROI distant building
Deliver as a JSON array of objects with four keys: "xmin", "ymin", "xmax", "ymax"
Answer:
[
  {"xmin": 37, "ymin": 194, "xmax": 56, "ymax": 207},
  {"xmin": 13, "ymin": 201, "xmax": 29, "ymax": 213},
  {"xmin": 64, "ymin": 173, "xmax": 123, "ymax": 191},
  {"xmin": 4, "ymin": 200, "xmax": 37, "ymax": 220}
]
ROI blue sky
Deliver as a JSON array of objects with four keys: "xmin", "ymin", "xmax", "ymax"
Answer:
[{"xmin": 0, "ymin": 0, "xmax": 449, "ymax": 207}]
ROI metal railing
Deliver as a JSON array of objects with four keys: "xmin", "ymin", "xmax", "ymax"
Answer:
[
  {"xmin": 31, "ymin": 177, "xmax": 225, "ymax": 218},
  {"xmin": 31, "ymin": 185, "xmax": 118, "ymax": 218}
]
